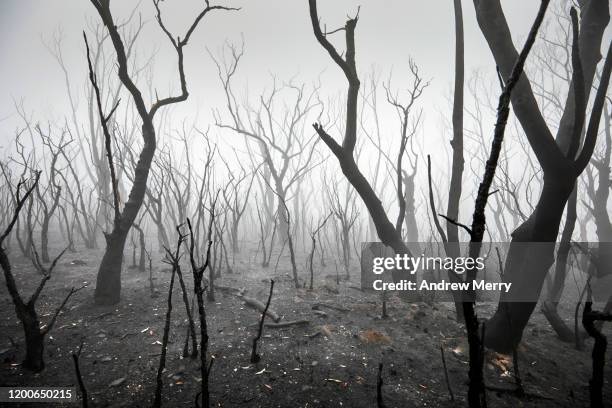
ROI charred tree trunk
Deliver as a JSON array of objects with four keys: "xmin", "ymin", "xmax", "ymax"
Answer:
[
  {"xmin": 39, "ymin": 186, "xmax": 61, "ymax": 263},
  {"xmin": 473, "ymin": 0, "xmax": 612, "ymax": 353},
  {"xmin": 461, "ymin": 2, "xmax": 549, "ymax": 405},
  {"xmin": 20, "ymin": 304, "xmax": 46, "ymax": 372},
  {"xmin": 132, "ymin": 223, "xmax": 146, "ymax": 272},
  {"xmin": 88, "ymin": 0, "xmax": 236, "ymax": 305},
  {"xmin": 486, "ymin": 175, "xmax": 579, "ymax": 351},
  {"xmin": 1, "ymin": 173, "xmax": 77, "ymax": 372},
  {"xmin": 95, "ymin": 222, "xmax": 134, "ymax": 304},
  {"xmin": 402, "ymin": 171, "xmax": 419, "ymax": 245},
  {"xmin": 542, "ymin": 184, "xmax": 578, "ymax": 342},
  {"xmin": 582, "ymin": 301, "xmax": 612, "ymax": 408},
  {"xmin": 187, "ymin": 218, "xmax": 214, "ymax": 408},
  {"xmin": 445, "ymin": 0, "xmax": 467, "ymax": 319},
  {"xmin": 283, "ymin": 204, "xmax": 300, "ymax": 289},
  {"xmin": 308, "ymin": 0, "xmax": 410, "ymax": 263}
]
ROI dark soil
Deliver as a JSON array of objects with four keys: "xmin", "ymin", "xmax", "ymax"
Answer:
[{"xmin": 0, "ymin": 243, "xmax": 610, "ymax": 407}]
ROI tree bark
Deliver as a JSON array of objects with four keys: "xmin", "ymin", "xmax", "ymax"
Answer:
[
  {"xmin": 445, "ymin": 0, "xmax": 466, "ymax": 319},
  {"xmin": 94, "ymin": 139, "xmax": 155, "ymax": 304},
  {"xmin": 308, "ymin": 0, "xmax": 412, "ymax": 296},
  {"xmin": 473, "ymin": 0, "xmax": 611, "ymax": 352},
  {"xmin": 21, "ymin": 305, "xmax": 45, "ymax": 372},
  {"xmin": 89, "ymin": 0, "xmax": 236, "ymax": 304}
]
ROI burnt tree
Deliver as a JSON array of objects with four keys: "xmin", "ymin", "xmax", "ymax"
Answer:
[
  {"xmin": 88, "ymin": 0, "xmax": 237, "ymax": 305},
  {"xmin": 0, "ymin": 172, "xmax": 80, "ymax": 372},
  {"xmin": 473, "ymin": 0, "xmax": 612, "ymax": 352},
  {"xmin": 307, "ymin": 0, "xmax": 410, "ymax": 260}
]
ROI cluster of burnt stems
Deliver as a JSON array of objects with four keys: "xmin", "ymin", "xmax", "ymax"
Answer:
[{"xmin": 1, "ymin": 0, "xmax": 612, "ymax": 407}]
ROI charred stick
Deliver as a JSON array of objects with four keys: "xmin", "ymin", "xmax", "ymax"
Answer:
[
  {"xmin": 251, "ymin": 280, "xmax": 275, "ymax": 363},
  {"xmin": 153, "ymin": 259, "xmax": 177, "ymax": 408},
  {"xmin": 377, "ymin": 362, "xmax": 386, "ymax": 408},
  {"xmin": 71, "ymin": 341, "xmax": 88, "ymax": 408}
]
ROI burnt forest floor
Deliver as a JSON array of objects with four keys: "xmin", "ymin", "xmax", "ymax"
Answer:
[{"xmin": 0, "ymin": 241, "xmax": 610, "ymax": 408}]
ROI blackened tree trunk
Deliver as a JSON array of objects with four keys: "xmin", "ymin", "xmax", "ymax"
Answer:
[
  {"xmin": 36, "ymin": 126, "xmax": 68, "ymax": 263},
  {"xmin": 461, "ymin": 3, "xmax": 550, "ymax": 405},
  {"xmin": 89, "ymin": 0, "xmax": 237, "ymax": 305},
  {"xmin": 96, "ymin": 229, "xmax": 130, "ymax": 302},
  {"xmin": 473, "ymin": 0, "xmax": 612, "ymax": 352},
  {"xmin": 402, "ymin": 170, "xmax": 419, "ymax": 244},
  {"xmin": 1, "ymin": 248, "xmax": 49, "ymax": 372},
  {"xmin": 21, "ymin": 305, "xmax": 45, "ymax": 371},
  {"xmin": 445, "ymin": 0, "xmax": 466, "ymax": 319},
  {"xmin": 542, "ymin": 184, "xmax": 578, "ymax": 342},
  {"xmin": 1, "ymin": 173, "xmax": 77, "ymax": 372},
  {"xmin": 39, "ymin": 186, "xmax": 61, "ymax": 263},
  {"xmin": 308, "ymin": 0, "xmax": 410, "ymax": 260}
]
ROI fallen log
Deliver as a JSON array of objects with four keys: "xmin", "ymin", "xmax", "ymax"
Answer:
[
  {"xmin": 212, "ymin": 284, "xmax": 280, "ymax": 322},
  {"xmin": 264, "ymin": 320, "xmax": 310, "ymax": 329},
  {"xmin": 312, "ymin": 302, "xmax": 350, "ymax": 312},
  {"xmin": 242, "ymin": 296, "xmax": 281, "ymax": 323},
  {"xmin": 214, "ymin": 285, "xmax": 245, "ymax": 296}
]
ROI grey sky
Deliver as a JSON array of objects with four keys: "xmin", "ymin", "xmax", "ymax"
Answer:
[
  {"xmin": 0, "ymin": 0, "xmax": 610, "ymax": 190},
  {"xmin": 0, "ymin": 1, "xmax": 552, "ymax": 136},
  {"xmin": 0, "ymin": 0, "xmax": 610, "ymax": 242}
]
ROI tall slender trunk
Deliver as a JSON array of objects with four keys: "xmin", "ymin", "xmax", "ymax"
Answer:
[
  {"xmin": 446, "ymin": 0, "xmax": 466, "ymax": 319},
  {"xmin": 403, "ymin": 172, "xmax": 420, "ymax": 246}
]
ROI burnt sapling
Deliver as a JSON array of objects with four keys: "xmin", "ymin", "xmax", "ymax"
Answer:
[
  {"xmin": 582, "ymin": 296, "xmax": 612, "ymax": 408},
  {"xmin": 187, "ymin": 217, "xmax": 214, "ymax": 408},
  {"xmin": 71, "ymin": 340, "xmax": 88, "ymax": 408},
  {"xmin": 251, "ymin": 279, "xmax": 275, "ymax": 364},
  {"xmin": 153, "ymin": 229, "xmax": 185, "ymax": 408},
  {"xmin": 0, "ymin": 172, "xmax": 84, "ymax": 372}
]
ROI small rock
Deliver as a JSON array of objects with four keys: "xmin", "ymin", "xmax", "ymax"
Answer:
[{"xmin": 109, "ymin": 377, "xmax": 126, "ymax": 387}]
